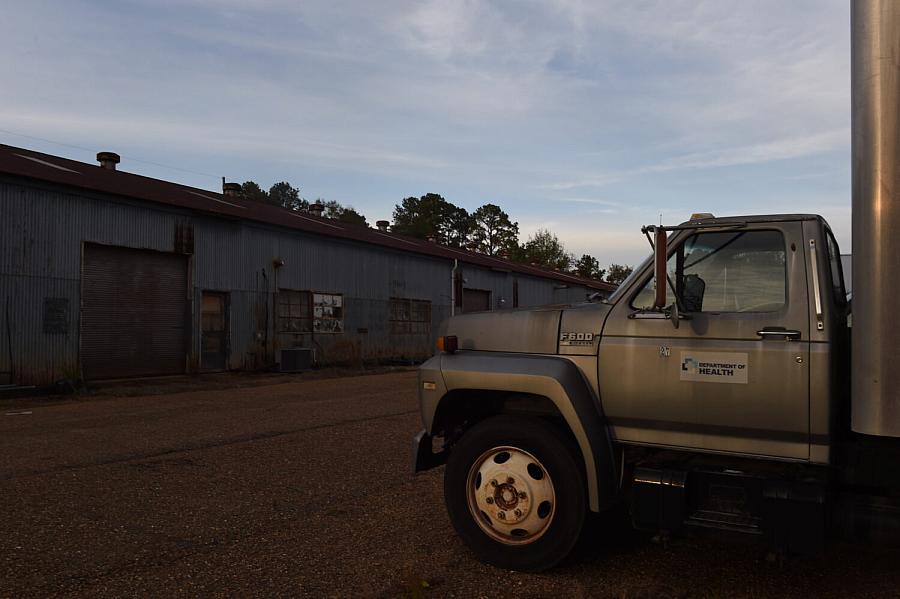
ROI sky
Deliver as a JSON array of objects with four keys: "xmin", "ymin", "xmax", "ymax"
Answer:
[{"xmin": 0, "ymin": 0, "xmax": 851, "ymax": 266}]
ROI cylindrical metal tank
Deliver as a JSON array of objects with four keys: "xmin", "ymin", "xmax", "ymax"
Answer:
[{"xmin": 852, "ymin": 0, "xmax": 900, "ymax": 436}]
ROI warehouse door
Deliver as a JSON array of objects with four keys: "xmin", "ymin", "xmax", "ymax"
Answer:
[
  {"xmin": 81, "ymin": 245, "xmax": 188, "ymax": 379},
  {"xmin": 462, "ymin": 288, "xmax": 491, "ymax": 313},
  {"xmin": 201, "ymin": 292, "xmax": 228, "ymax": 372}
]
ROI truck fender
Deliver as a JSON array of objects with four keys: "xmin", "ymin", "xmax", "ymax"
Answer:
[{"xmin": 424, "ymin": 352, "xmax": 618, "ymax": 512}]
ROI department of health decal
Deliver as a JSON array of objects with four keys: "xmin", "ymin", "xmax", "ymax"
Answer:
[{"xmin": 680, "ymin": 351, "xmax": 748, "ymax": 384}]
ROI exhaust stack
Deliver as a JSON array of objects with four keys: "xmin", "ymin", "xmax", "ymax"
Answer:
[{"xmin": 851, "ymin": 0, "xmax": 900, "ymax": 436}]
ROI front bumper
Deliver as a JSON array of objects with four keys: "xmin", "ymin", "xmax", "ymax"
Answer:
[{"xmin": 412, "ymin": 429, "xmax": 446, "ymax": 474}]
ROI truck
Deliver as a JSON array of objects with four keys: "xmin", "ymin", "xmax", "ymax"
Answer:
[{"xmin": 412, "ymin": 0, "xmax": 900, "ymax": 572}]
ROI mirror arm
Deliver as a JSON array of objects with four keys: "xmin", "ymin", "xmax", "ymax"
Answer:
[
  {"xmin": 665, "ymin": 272, "xmax": 688, "ymax": 314},
  {"xmin": 641, "ymin": 225, "xmax": 697, "ymax": 320}
]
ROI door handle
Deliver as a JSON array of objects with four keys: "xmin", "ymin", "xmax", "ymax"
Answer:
[{"xmin": 756, "ymin": 328, "xmax": 801, "ymax": 340}]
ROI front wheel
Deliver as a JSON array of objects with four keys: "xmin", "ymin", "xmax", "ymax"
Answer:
[{"xmin": 444, "ymin": 415, "xmax": 586, "ymax": 571}]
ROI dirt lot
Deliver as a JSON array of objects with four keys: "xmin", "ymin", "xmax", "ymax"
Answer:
[{"xmin": 1, "ymin": 371, "xmax": 899, "ymax": 598}]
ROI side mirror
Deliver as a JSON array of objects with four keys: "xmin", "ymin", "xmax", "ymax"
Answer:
[
  {"xmin": 653, "ymin": 228, "xmax": 668, "ymax": 309},
  {"xmin": 683, "ymin": 274, "xmax": 705, "ymax": 312}
]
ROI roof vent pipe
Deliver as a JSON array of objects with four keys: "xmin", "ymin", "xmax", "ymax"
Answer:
[
  {"xmin": 376, "ymin": 220, "xmax": 389, "ymax": 231},
  {"xmin": 309, "ymin": 201, "xmax": 324, "ymax": 217},
  {"xmin": 222, "ymin": 182, "xmax": 242, "ymax": 197},
  {"xmin": 96, "ymin": 152, "xmax": 120, "ymax": 171}
]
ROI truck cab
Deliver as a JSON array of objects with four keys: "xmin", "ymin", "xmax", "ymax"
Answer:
[
  {"xmin": 413, "ymin": 214, "xmax": 853, "ymax": 571},
  {"xmin": 599, "ymin": 214, "xmax": 848, "ymax": 466}
]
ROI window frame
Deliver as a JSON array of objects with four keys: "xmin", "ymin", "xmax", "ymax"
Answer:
[
  {"xmin": 389, "ymin": 297, "xmax": 432, "ymax": 335},
  {"xmin": 311, "ymin": 291, "xmax": 345, "ymax": 334},
  {"xmin": 629, "ymin": 228, "xmax": 790, "ymax": 315},
  {"xmin": 278, "ymin": 289, "xmax": 313, "ymax": 334}
]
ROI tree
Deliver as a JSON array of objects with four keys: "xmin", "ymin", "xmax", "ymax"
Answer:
[
  {"xmin": 606, "ymin": 263, "xmax": 634, "ymax": 285},
  {"xmin": 471, "ymin": 204, "xmax": 519, "ymax": 256},
  {"xmin": 268, "ymin": 181, "xmax": 308, "ymax": 212},
  {"xmin": 391, "ymin": 193, "xmax": 455, "ymax": 242},
  {"xmin": 322, "ymin": 199, "xmax": 368, "ymax": 226},
  {"xmin": 335, "ymin": 207, "xmax": 368, "ymax": 226},
  {"xmin": 445, "ymin": 206, "xmax": 475, "ymax": 248},
  {"xmin": 241, "ymin": 181, "xmax": 268, "ymax": 203},
  {"xmin": 573, "ymin": 254, "xmax": 606, "ymax": 280},
  {"xmin": 519, "ymin": 229, "xmax": 573, "ymax": 271}
]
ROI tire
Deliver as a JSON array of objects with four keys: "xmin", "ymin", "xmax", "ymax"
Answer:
[{"xmin": 444, "ymin": 415, "xmax": 587, "ymax": 571}]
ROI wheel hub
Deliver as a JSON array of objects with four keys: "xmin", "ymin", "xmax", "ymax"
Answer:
[{"xmin": 466, "ymin": 446, "xmax": 556, "ymax": 545}]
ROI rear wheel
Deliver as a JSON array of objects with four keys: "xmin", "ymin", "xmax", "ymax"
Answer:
[{"xmin": 444, "ymin": 415, "xmax": 586, "ymax": 571}]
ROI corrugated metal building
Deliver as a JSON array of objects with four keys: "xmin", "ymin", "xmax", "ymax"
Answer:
[{"xmin": 0, "ymin": 144, "xmax": 614, "ymax": 386}]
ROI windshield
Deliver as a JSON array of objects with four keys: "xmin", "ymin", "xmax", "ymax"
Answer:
[{"xmin": 606, "ymin": 228, "xmax": 693, "ymax": 304}]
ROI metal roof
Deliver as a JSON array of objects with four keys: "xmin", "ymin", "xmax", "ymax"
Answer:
[{"xmin": 0, "ymin": 143, "xmax": 615, "ymax": 291}]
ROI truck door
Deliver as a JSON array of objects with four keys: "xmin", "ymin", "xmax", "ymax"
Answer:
[{"xmin": 599, "ymin": 222, "xmax": 810, "ymax": 460}]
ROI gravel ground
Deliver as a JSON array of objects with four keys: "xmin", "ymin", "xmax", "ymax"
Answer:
[{"xmin": 1, "ymin": 371, "xmax": 898, "ymax": 598}]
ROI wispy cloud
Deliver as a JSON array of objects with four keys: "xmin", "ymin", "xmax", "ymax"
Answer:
[
  {"xmin": 548, "ymin": 129, "xmax": 848, "ymax": 190},
  {"xmin": 0, "ymin": 0, "xmax": 851, "ymax": 264},
  {"xmin": 557, "ymin": 198, "xmax": 620, "ymax": 206}
]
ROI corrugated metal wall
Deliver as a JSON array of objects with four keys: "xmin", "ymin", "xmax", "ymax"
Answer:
[{"xmin": 0, "ymin": 175, "xmax": 603, "ymax": 385}]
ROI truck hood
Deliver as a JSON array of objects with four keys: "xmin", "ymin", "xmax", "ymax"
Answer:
[
  {"xmin": 444, "ymin": 306, "xmax": 564, "ymax": 354},
  {"xmin": 444, "ymin": 302, "xmax": 612, "ymax": 355}
]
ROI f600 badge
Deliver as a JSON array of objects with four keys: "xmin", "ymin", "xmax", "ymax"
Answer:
[{"xmin": 560, "ymin": 332, "xmax": 594, "ymax": 346}]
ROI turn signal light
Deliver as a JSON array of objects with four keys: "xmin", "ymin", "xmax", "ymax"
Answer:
[{"xmin": 437, "ymin": 335, "xmax": 458, "ymax": 354}]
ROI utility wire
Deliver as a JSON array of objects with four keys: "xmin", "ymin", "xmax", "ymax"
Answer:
[{"xmin": 0, "ymin": 127, "xmax": 223, "ymax": 181}]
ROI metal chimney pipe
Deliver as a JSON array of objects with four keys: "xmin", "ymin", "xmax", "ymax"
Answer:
[
  {"xmin": 851, "ymin": 0, "xmax": 900, "ymax": 436},
  {"xmin": 96, "ymin": 152, "xmax": 120, "ymax": 171}
]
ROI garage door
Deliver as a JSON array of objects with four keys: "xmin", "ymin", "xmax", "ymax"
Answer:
[
  {"xmin": 462, "ymin": 288, "xmax": 491, "ymax": 313},
  {"xmin": 81, "ymin": 244, "xmax": 188, "ymax": 379}
]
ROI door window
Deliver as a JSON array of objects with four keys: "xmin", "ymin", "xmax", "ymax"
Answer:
[
  {"xmin": 824, "ymin": 229, "xmax": 847, "ymax": 306},
  {"xmin": 632, "ymin": 230, "xmax": 787, "ymax": 313}
]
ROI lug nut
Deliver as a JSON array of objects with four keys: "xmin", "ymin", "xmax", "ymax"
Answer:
[
  {"xmin": 506, "ymin": 477, "xmax": 515, "ymax": 485},
  {"xmin": 518, "ymin": 491, "xmax": 526, "ymax": 499},
  {"xmin": 486, "ymin": 497, "xmax": 494, "ymax": 504},
  {"xmin": 514, "ymin": 509, "xmax": 522, "ymax": 517},
  {"xmin": 490, "ymin": 479, "xmax": 498, "ymax": 487},
  {"xmin": 498, "ymin": 512, "xmax": 506, "ymax": 520}
]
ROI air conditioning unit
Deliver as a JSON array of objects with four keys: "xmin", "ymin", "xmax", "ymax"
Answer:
[{"xmin": 279, "ymin": 348, "xmax": 314, "ymax": 372}]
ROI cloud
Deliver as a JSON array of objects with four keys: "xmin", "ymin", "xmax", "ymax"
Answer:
[
  {"xmin": 0, "ymin": 0, "xmax": 851, "ymax": 265},
  {"xmin": 557, "ymin": 197, "xmax": 619, "ymax": 205},
  {"xmin": 548, "ymin": 129, "xmax": 848, "ymax": 190}
]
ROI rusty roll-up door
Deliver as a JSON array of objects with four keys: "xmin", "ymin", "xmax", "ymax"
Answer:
[
  {"xmin": 81, "ymin": 244, "xmax": 188, "ymax": 379},
  {"xmin": 462, "ymin": 288, "xmax": 491, "ymax": 313}
]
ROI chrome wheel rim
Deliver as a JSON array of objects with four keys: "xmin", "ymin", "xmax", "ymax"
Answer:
[{"xmin": 465, "ymin": 446, "xmax": 556, "ymax": 545}]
